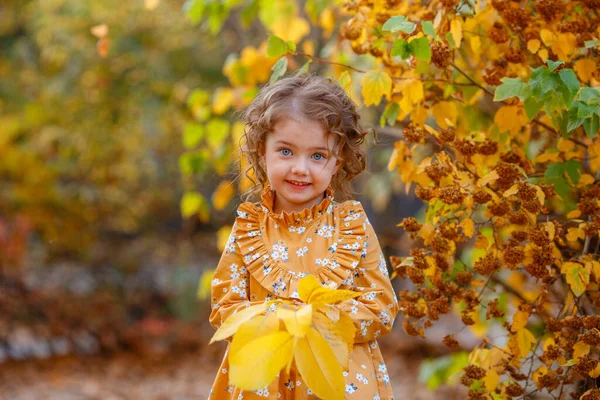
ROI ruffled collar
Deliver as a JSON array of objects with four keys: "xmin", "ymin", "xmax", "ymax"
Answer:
[{"xmin": 260, "ymin": 184, "xmax": 334, "ymax": 225}]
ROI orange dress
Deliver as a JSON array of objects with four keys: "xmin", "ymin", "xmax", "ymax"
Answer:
[{"xmin": 208, "ymin": 186, "xmax": 399, "ymax": 399}]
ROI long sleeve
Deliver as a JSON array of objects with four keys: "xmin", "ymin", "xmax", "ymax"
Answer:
[
  {"xmin": 208, "ymin": 221, "xmax": 261, "ymax": 331},
  {"xmin": 337, "ymin": 215, "xmax": 399, "ymax": 344}
]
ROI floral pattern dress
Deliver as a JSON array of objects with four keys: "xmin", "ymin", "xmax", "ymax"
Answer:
[{"xmin": 207, "ymin": 186, "xmax": 399, "ymax": 399}]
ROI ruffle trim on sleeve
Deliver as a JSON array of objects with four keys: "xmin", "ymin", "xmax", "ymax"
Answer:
[{"xmin": 234, "ymin": 200, "xmax": 367, "ymax": 299}]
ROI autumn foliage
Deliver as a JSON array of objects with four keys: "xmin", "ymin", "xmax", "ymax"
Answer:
[{"xmin": 185, "ymin": 0, "xmax": 600, "ymax": 397}]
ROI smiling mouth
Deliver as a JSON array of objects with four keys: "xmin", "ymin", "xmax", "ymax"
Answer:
[{"xmin": 287, "ymin": 180, "xmax": 311, "ymax": 187}]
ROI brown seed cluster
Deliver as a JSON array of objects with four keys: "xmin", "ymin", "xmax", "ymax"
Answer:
[
  {"xmin": 456, "ymin": 271, "xmax": 473, "ymax": 285},
  {"xmin": 474, "ymin": 253, "xmax": 498, "ymax": 276},
  {"xmin": 483, "ymin": 65, "xmax": 507, "ymax": 86},
  {"xmin": 410, "ymin": 248, "xmax": 428, "ymax": 269},
  {"xmin": 403, "ymin": 123, "xmax": 424, "ymax": 143},
  {"xmin": 489, "ymin": 200, "xmax": 510, "ymax": 217},
  {"xmin": 508, "ymin": 211, "xmax": 528, "ymax": 225},
  {"xmin": 431, "ymin": 235, "xmax": 452, "ymax": 253},
  {"xmin": 486, "ymin": 298, "xmax": 505, "ymax": 319},
  {"xmin": 537, "ymin": 369, "xmax": 560, "ymax": 391},
  {"xmin": 580, "ymin": 389, "xmax": 600, "ymax": 400},
  {"xmin": 434, "ymin": 253, "xmax": 450, "ymax": 272},
  {"xmin": 503, "ymin": 245, "xmax": 525, "ymax": 268},
  {"xmin": 431, "ymin": 41, "xmax": 453, "ymax": 69},
  {"xmin": 407, "ymin": 265, "xmax": 425, "ymax": 285},
  {"xmin": 473, "ymin": 190, "xmax": 492, "ymax": 204},
  {"xmin": 582, "ymin": 328, "xmax": 600, "ymax": 347},
  {"xmin": 542, "ymin": 344, "xmax": 562, "ymax": 363},
  {"xmin": 439, "ymin": 127, "xmax": 456, "ymax": 142},
  {"xmin": 454, "ymin": 138, "xmax": 478, "ymax": 158},
  {"xmin": 438, "ymin": 186, "xmax": 466, "ymax": 205},
  {"xmin": 467, "ymin": 390, "xmax": 487, "ymax": 400},
  {"xmin": 505, "ymin": 382, "xmax": 525, "ymax": 397},
  {"xmin": 529, "ymin": 227, "xmax": 551, "ymax": 246},
  {"xmin": 489, "ymin": 22, "xmax": 510, "ymax": 43},
  {"xmin": 477, "ymin": 139, "xmax": 499, "ymax": 155},
  {"xmin": 401, "ymin": 217, "xmax": 422, "ymax": 232},
  {"xmin": 425, "ymin": 160, "xmax": 451, "ymax": 185},
  {"xmin": 428, "ymin": 296, "xmax": 450, "ymax": 320},
  {"xmin": 506, "ymin": 48, "xmax": 526, "ymax": 64},
  {"xmin": 495, "ymin": 163, "xmax": 522, "ymax": 190},
  {"xmin": 415, "ymin": 185, "xmax": 435, "ymax": 201},
  {"xmin": 443, "ymin": 334, "xmax": 460, "ymax": 349},
  {"xmin": 536, "ymin": 0, "xmax": 566, "ymax": 22},
  {"xmin": 573, "ymin": 354, "xmax": 599, "ymax": 376},
  {"xmin": 498, "ymin": 2, "xmax": 532, "ymax": 30},
  {"xmin": 402, "ymin": 319, "xmax": 423, "ymax": 337},
  {"xmin": 464, "ymin": 365, "xmax": 487, "ymax": 380}
]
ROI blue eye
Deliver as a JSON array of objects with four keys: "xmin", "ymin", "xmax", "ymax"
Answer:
[
  {"xmin": 312, "ymin": 153, "xmax": 325, "ymax": 161},
  {"xmin": 280, "ymin": 149, "xmax": 292, "ymax": 156}
]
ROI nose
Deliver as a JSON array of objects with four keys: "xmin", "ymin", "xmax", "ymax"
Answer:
[{"xmin": 291, "ymin": 157, "xmax": 309, "ymax": 175}]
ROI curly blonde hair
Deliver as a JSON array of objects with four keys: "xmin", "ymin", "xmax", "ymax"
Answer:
[{"xmin": 239, "ymin": 74, "xmax": 369, "ymax": 201}]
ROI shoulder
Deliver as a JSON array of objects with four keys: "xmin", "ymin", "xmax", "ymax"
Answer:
[{"xmin": 336, "ymin": 199, "xmax": 371, "ymax": 226}]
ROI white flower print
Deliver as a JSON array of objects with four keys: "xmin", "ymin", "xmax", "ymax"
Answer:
[
  {"xmin": 345, "ymin": 383, "xmax": 358, "ymax": 394},
  {"xmin": 316, "ymin": 224, "xmax": 334, "ymax": 238},
  {"xmin": 296, "ymin": 246, "xmax": 308, "ymax": 257},
  {"xmin": 306, "ymin": 237, "xmax": 312, "ymax": 243},
  {"xmin": 356, "ymin": 373, "xmax": 369, "ymax": 384},
  {"xmin": 271, "ymin": 242, "xmax": 289, "ymax": 262},
  {"xmin": 236, "ymin": 210, "xmax": 248, "ymax": 218}
]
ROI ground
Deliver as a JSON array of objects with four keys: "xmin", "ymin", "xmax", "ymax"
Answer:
[{"xmin": 0, "ymin": 331, "xmax": 466, "ymax": 400}]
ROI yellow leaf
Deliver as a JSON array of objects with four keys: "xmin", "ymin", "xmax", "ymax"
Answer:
[
  {"xmin": 411, "ymin": 105, "xmax": 429, "ymax": 127},
  {"xmin": 212, "ymin": 180, "xmax": 235, "ymax": 211},
  {"xmin": 450, "ymin": 19, "xmax": 463, "ymax": 48},
  {"xmin": 540, "ymin": 29, "xmax": 556, "ymax": 46},
  {"xmin": 542, "ymin": 221, "xmax": 555, "ymax": 241},
  {"xmin": 477, "ymin": 170, "xmax": 499, "ymax": 187},
  {"xmin": 308, "ymin": 288, "xmax": 362, "ymax": 306},
  {"xmin": 277, "ymin": 304, "xmax": 313, "ymax": 337},
  {"xmin": 312, "ymin": 311, "xmax": 354, "ymax": 369},
  {"xmin": 589, "ymin": 364, "xmax": 600, "ymax": 379},
  {"xmin": 535, "ymin": 186, "xmax": 546, "ymax": 205},
  {"xmin": 483, "ymin": 369, "xmax": 499, "ymax": 392},
  {"xmin": 475, "ymin": 232, "xmax": 489, "ymax": 249},
  {"xmin": 210, "ymin": 302, "xmax": 270, "ymax": 343},
  {"xmin": 470, "ymin": 36, "xmax": 481, "ymax": 54},
  {"xmin": 503, "ymin": 184, "xmax": 519, "ymax": 197},
  {"xmin": 319, "ymin": 8, "xmax": 335, "ymax": 37},
  {"xmin": 461, "ymin": 218, "xmax": 475, "ymax": 238},
  {"xmin": 212, "ymin": 87, "xmax": 234, "ymax": 115},
  {"xmin": 573, "ymin": 341, "xmax": 590, "ymax": 359},
  {"xmin": 271, "ymin": 17, "xmax": 310, "ymax": 43},
  {"xmin": 432, "ymin": 101, "xmax": 458, "ymax": 129},
  {"xmin": 361, "ymin": 70, "xmax": 392, "ymax": 107},
  {"xmin": 217, "ymin": 225, "xmax": 233, "ymax": 252},
  {"xmin": 230, "ymin": 313, "xmax": 280, "ymax": 359},
  {"xmin": 197, "ymin": 268, "xmax": 214, "ymax": 300},
  {"xmin": 229, "ymin": 331, "xmax": 295, "ymax": 391},
  {"xmin": 578, "ymin": 174, "xmax": 595, "ymax": 187},
  {"xmin": 567, "ymin": 227, "xmax": 584, "ymax": 241},
  {"xmin": 516, "ymin": 328, "xmax": 536, "ymax": 358},
  {"xmin": 567, "ymin": 209, "xmax": 581, "ymax": 219},
  {"xmin": 561, "ymin": 261, "xmax": 591, "ymax": 297},
  {"xmin": 574, "ymin": 59, "xmax": 597, "ymax": 84},
  {"xmin": 294, "ymin": 328, "xmax": 345, "ymax": 400},
  {"xmin": 405, "ymin": 79, "xmax": 424, "ymax": 105},
  {"xmin": 538, "ymin": 48, "xmax": 549, "ymax": 62},
  {"xmin": 319, "ymin": 304, "xmax": 340, "ymax": 323},
  {"xmin": 298, "ymin": 275, "xmax": 322, "ymax": 302},
  {"xmin": 511, "ymin": 310, "xmax": 529, "ymax": 332},
  {"xmin": 527, "ymin": 39, "xmax": 540, "ymax": 53},
  {"xmin": 552, "ymin": 33, "xmax": 577, "ymax": 62},
  {"xmin": 181, "ymin": 192, "xmax": 210, "ymax": 222},
  {"xmin": 494, "ymin": 105, "xmax": 528, "ymax": 135}
]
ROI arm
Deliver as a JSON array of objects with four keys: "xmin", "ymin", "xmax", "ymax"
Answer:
[
  {"xmin": 208, "ymin": 222, "xmax": 262, "ymax": 331},
  {"xmin": 337, "ymin": 217, "xmax": 399, "ymax": 344}
]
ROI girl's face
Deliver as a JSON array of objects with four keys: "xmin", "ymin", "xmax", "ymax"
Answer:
[{"xmin": 262, "ymin": 117, "xmax": 339, "ymax": 214}]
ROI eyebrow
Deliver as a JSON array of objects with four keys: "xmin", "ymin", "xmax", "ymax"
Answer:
[{"xmin": 274, "ymin": 140, "xmax": 330, "ymax": 152}]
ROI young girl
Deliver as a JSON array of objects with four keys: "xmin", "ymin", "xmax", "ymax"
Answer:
[{"xmin": 208, "ymin": 74, "xmax": 399, "ymax": 399}]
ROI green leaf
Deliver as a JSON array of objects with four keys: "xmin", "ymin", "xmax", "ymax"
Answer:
[
  {"xmin": 567, "ymin": 106, "xmax": 585, "ymax": 133},
  {"xmin": 565, "ymin": 160, "xmax": 582, "ymax": 184},
  {"xmin": 267, "ymin": 35, "xmax": 287, "ymax": 57},
  {"xmin": 184, "ymin": 0, "xmax": 206, "ymax": 24},
  {"xmin": 583, "ymin": 114, "xmax": 599, "ymax": 138},
  {"xmin": 286, "ymin": 40, "xmax": 296, "ymax": 53},
  {"xmin": 183, "ymin": 123, "xmax": 205, "ymax": 149},
  {"xmin": 546, "ymin": 60, "xmax": 565, "ymax": 72},
  {"xmin": 179, "ymin": 150, "xmax": 208, "ymax": 175},
  {"xmin": 577, "ymin": 102, "xmax": 596, "ymax": 119},
  {"xmin": 541, "ymin": 74, "xmax": 561, "ymax": 95},
  {"xmin": 524, "ymin": 97, "xmax": 544, "ymax": 120},
  {"xmin": 382, "ymin": 16, "xmax": 416, "ymax": 34},
  {"xmin": 579, "ymin": 87, "xmax": 600, "ymax": 103},
  {"xmin": 421, "ymin": 21, "xmax": 436, "ymax": 37},
  {"xmin": 380, "ymin": 102, "xmax": 400, "ymax": 127},
  {"xmin": 180, "ymin": 192, "xmax": 207, "ymax": 218},
  {"xmin": 206, "ymin": 118, "xmax": 230, "ymax": 151},
  {"xmin": 295, "ymin": 60, "xmax": 312, "ymax": 76},
  {"xmin": 409, "ymin": 37, "xmax": 431, "ymax": 61},
  {"xmin": 494, "ymin": 78, "xmax": 529, "ymax": 101},
  {"xmin": 240, "ymin": 0, "xmax": 259, "ymax": 27},
  {"xmin": 585, "ymin": 40, "xmax": 600, "ymax": 49},
  {"xmin": 545, "ymin": 162, "xmax": 565, "ymax": 180},
  {"xmin": 559, "ymin": 84, "xmax": 575, "ymax": 108},
  {"xmin": 445, "ymin": 31, "xmax": 455, "ymax": 48},
  {"xmin": 559, "ymin": 69, "xmax": 580, "ymax": 93},
  {"xmin": 391, "ymin": 39, "xmax": 411, "ymax": 59},
  {"xmin": 269, "ymin": 56, "xmax": 288, "ymax": 84}
]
